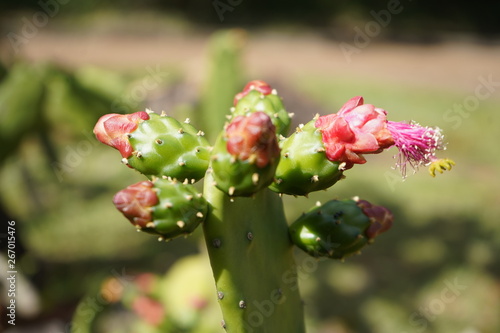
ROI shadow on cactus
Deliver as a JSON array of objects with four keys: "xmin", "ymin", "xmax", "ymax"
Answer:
[{"xmin": 91, "ymin": 80, "xmax": 455, "ymax": 332}]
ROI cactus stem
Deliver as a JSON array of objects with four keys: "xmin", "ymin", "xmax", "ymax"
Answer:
[
  {"xmin": 238, "ymin": 300, "xmax": 246, "ymax": 309},
  {"xmin": 176, "ymin": 221, "xmax": 185, "ymax": 228},
  {"xmin": 251, "ymin": 173, "xmax": 259, "ymax": 185}
]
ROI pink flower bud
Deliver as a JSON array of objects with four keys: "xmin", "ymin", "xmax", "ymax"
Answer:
[
  {"xmin": 93, "ymin": 111, "xmax": 150, "ymax": 158},
  {"xmin": 225, "ymin": 111, "xmax": 280, "ymax": 168},
  {"xmin": 356, "ymin": 199, "xmax": 393, "ymax": 239},
  {"xmin": 233, "ymin": 80, "xmax": 273, "ymax": 105},
  {"xmin": 315, "ymin": 96, "xmax": 394, "ymax": 169},
  {"xmin": 113, "ymin": 181, "xmax": 158, "ymax": 228},
  {"xmin": 132, "ymin": 296, "xmax": 165, "ymax": 326}
]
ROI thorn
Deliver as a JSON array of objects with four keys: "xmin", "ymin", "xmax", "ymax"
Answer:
[
  {"xmin": 316, "ymin": 147, "xmax": 326, "ymax": 153},
  {"xmin": 211, "ymin": 155, "xmax": 219, "ymax": 161},
  {"xmin": 229, "ymin": 197, "xmax": 235, "ymax": 203},
  {"xmin": 221, "ymin": 320, "xmax": 227, "ymax": 329},
  {"xmin": 121, "ymin": 158, "xmax": 129, "ymax": 165},
  {"xmin": 252, "ymin": 173, "xmax": 259, "ymax": 185},
  {"xmin": 275, "ymin": 178, "xmax": 283, "ymax": 184},
  {"xmin": 176, "ymin": 221, "xmax": 185, "ymax": 228},
  {"xmin": 315, "ymin": 201, "xmax": 321, "ymax": 207},
  {"xmin": 356, "ymin": 250, "xmax": 362, "ymax": 255},
  {"xmin": 185, "ymin": 195, "xmax": 194, "ymax": 201},
  {"xmin": 288, "ymin": 112, "xmax": 295, "ymax": 118},
  {"xmin": 160, "ymin": 111, "xmax": 167, "ymax": 117},
  {"xmin": 211, "ymin": 181, "xmax": 217, "ymax": 187},
  {"xmin": 284, "ymin": 152, "xmax": 289, "ymax": 158},
  {"xmin": 197, "ymin": 130, "xmax": 205, "ymax": 136},
  {"xmin": 273, "ymin": 113, "xmax": 279, "ymax": 118},
  {"xmin": 230, "ymin": 107, "xmax": 235, "ymax": 113},
  {"xmin": 184, "ymin": 118, "xmax": 191, "ymax": 124},
  {"xmin": 195, "ymin": 148, "xmax": 201, "ymax": 153},
  {"xmin": 136, "ymin": 226, "xmax": 142, "ymax": 232},
  {"xmin": 145, "ymin": 108, "xmax": 154, "ymax": 114},
  {"xmin": 158, "ymin": 236, "xmax": 164, "ymax": 241},
  {"xmin": 226, "ymin": 114, "xmax": 233, "ymax": 120},
  {"xmin": 228, "ymin": 187, "xmax": 235, "ymax": 196},
  {"xmin": 260, "ymin": 94, "xmax": 265, "ymax": 99},
  {"xmin": 357, "ymin": 234, "xmax": 364, "ymax": 239},
  {"xmin": 196, "ymin": 212, "xmax": 204, "ymax": 218},
  {"xmin": 279, "ymin": 134, "xmax": 286, "ymax": 141},
  {"xmin": 271, "ymin": 88, "xmax": 278, "ymax": 95},
  {"xmin": 135, "ymin": 151, "xmax": 143, "ymax": 158},
  {"xmin": 212, "ymin": 238, "xmax": 221, "ymax": 248},
  {"xmin": 311, "ymin": 175, "xmax": 319, "ymax": 182},
  {"xmin": 179, "ymin": 161, "xmax": 186, "ymax": 166},
  {"xmin": 178, "ymin": 128, "xmax": 184, "ymax": 134},
  {"xmin": 196, "ymin": 193, "xmax": 203, "ymax": 198},
  {"xmin": 339, "ymin": 162, "xmax": 347, "ymax": 171},
  {"xmin": 279, "ymin": 193, "xmax": 283, "ymax": 198},
  {"xmin": 299, "ymin": 123, "xmax": 304, "ymax": 129},
  {"xmin": 313, "ymin": 113, "xmax": 320, "ymax": 120},
  {"xmin": 230, "ymin": 156, "xmax": 237, "ymax": 164},
  {"xmin": 218, "ymin": 291, "xmax": 225, "ymax": 300},
  {"xmin": 352, "ymin": 196, "xmax": 360, "ymax": 202},
  {"xmin": 183, "ymin": 178, "xmax": 189, "ymax": 185},
  {"xmin": 151, "ymin": 175, "xmax": 158, "ymax": 182},
  {"xmin": 328, "ymin": 249, "xmax": 334, "ymax": 256},
  {"xmin": 247, "ymin": 232, "xmax": 254, "ymax": 241},
  {"xmin": 191, "ymin": 178, "xmax": 196, "ymax": 184},
  {"xmin": 146, "ymin": 222, "xmax": 155, "ymax": 228},
  {"xmin": 238, "ymin": 300, "xmax": 246, "ymax": 309},
  {"xmin": 315, "ymin": 237, "xmax": 321, "ymax": 242},
  {"xmin": 165, "ymin": 202, "xmax": 173, "ymax": 208}
]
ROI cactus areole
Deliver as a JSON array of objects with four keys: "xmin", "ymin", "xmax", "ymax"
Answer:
[{"xmin": 93, "ymin": 80, "xmax": 454, "ymax": 332}]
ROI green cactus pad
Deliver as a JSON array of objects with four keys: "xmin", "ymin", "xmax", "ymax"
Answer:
[
  {"xmin": 232, "ymin": 89, "xmax": 291, "ymax": 136},
  {"xmin": 269, "ymin": 120, "xmax": 343, "ymax": 196},
  {"xmin": 210, "ymin": 134, "xmax": 278, "ymax": 197},
  {"xmin": 126, "ymin": 112, "xmax": 210, "ymax": 182},
  {"xmin": 289, "ymin": 199, "xmax": 371, "ymax": 260},
  {"xmin": 142, "ymin": 178, "xmax": 208, "ymax": 240}
]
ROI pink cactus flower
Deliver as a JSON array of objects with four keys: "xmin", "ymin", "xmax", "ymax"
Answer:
[
  {"xmin": 315, "ymin": 96, "xmax": 394, "ymax": 169},
  {"xmin": 316, "ymin": 96, "xmax": 451, "ymax": 177},
  {"xmin": 233, "ymin": 80, "xmax": 273, "ymax": 105},
  {"xmin": 93, "ymin": 111, "xmax": 150, "ymax": 158},
  {"xmin": 113, "ymin": 181, "xmax": 158, "ymax": 228},
  {"xmin": 226, "ymin": 111, "xmax": 280, "ymax": 168}
]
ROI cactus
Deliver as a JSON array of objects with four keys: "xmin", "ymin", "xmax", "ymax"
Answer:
[
  {"xmin": 289, "ymin": 198, "xmax": 393, "ymax": 260},
  {"xmin": 92, "ymin": 79, "xmax": 454, "ymax": 332},
  {"xmin": 94, "ymin": 110, "xmax": 211, "ymax": 182}
]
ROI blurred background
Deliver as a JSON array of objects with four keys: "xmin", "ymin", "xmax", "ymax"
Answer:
[{"xmin": 0, "ymin": 1, "xmax": 499, "ymax": 332}]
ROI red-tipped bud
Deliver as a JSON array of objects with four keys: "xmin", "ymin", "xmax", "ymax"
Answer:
[
  {"xmin": 233, "ymin": 80, "xmax": 273, "ymax": 105},
  {"xmin": 93, "ymin": 111, "xmax": 150, "ymax": 158},
  {"xmin": 355, "ymin": 199, "xmax": 393, "ymax": 239},
  {"xmin": 226, "ymin": 111, "xmax": 280, "ymax": 168},
  {"xmin": 315, "ymin": 96, "xmax": 394, "ymax": 169},
  {"xmin": 113, "ymin": 181, "xmax": 158, "ymax": 228}
]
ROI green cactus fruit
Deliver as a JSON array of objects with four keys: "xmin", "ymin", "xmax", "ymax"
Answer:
[
  {"xmin": 211, "ymin": 111, "xmax": 280, "ymax": 197},
  {"xmin": 95, "ymin": 110, "xmax": 211, "ymax": 182},
  {"xmin": 269, "ymin": 118, "xmax": 344, "ymax": 196},
  {"xmin": 113, "ymin": 178, "xmax": 208, "ymax": 240},
  {"xmin": 289, "ymin": 198, "xmax": 393, "ymax": 260},
  {"xmin": 232, "ymin": 80, "xmax": 291, "ymax": 136}
]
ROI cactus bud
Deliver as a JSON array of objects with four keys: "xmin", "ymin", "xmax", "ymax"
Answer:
[
  {"xmin": 269, "ymin": 119, "xmax": 343, "ymax": 196},
  {"xmin": 93, "ymin": 111, "xmax": 150, "ymax": 158},
  {"xmin": 289, "ymin": 198, "xmax": 393, "ymax": 259},
  {"xmin": 113, "ymin": 179, "xmax": 208, "ymax": 240},
  {"xmin": 211, "ymin": 111, "xmax": 280, "ymax": 196},
  {"xmin": 232, "ymin": 80, "xmax": 291, "ymax": 136}
]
